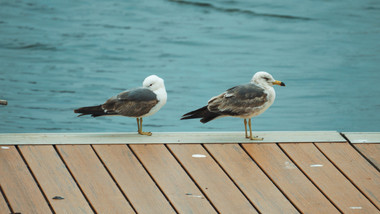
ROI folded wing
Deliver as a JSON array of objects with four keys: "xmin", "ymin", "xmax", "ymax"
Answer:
[
  {"xmin": 102, "ymin": 88, "xmax": 159, "ymax": 117},
  {"xmin": 208, "ymin": 83, "xmax": 268, "ymax": 116}
]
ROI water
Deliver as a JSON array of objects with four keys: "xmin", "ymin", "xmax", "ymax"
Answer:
[{"xmin": 1, "ymin": 0, "xmax": 380, "ymax": 133}]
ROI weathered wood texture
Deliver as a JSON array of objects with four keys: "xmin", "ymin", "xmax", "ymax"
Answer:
[
  {"xmin": 353, "ymin": 143, "xmax": 380, "ymax": 169},
  {"xmin": 280, "ymin": 143, "xmax": 378, "ymax": 213},
  {"xmin": 130, "ymin": 144, "xmax": 217, "ymax": 214},
  {"xmin": 204, "ymin": 144, "xmax": 299, "ymax": 213},
  {"xmin": 242, "ymin": 143, "xmax": 340, "ymax": 213},
  {"xmin": 0, "ymin": 193, "xmax": 10, "ymax": 214},
  {"xmin": 93, "ymin": 144, "xmax": 175, "ymax": 214},
  {"xmin": 0, "ymin": 146, "xmax": 52, "ymax": 213},
  {"xmin": 1, "ymin": 135, "xmax": 379, "ymax": 214},
  {"xmin": 56, "ymin": 145, "xmax": 135, "ymax": 214},
  {"xmin": 168, "ymin": 144, "xmax": 258, "ymax": 213},
  {"xmin": 315, "ymin": 143, "xmax": 380, "ymax": 209},
  {"xmin": 19, "ymin": 145, "xmax": 94, "ymax": 214}
]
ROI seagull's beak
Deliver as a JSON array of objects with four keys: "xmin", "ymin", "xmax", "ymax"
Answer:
[{"xmin": 273, "ymin": 80, "xmax": 286, "ymax": 86}]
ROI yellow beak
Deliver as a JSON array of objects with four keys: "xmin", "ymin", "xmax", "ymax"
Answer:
[{"xmin": 273, "ymin": 80, "xmax": 285, "ymax": 86}]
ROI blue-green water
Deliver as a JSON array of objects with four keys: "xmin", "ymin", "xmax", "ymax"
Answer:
[{"xmin": 1, "ymin": 0, "xmax": 380, "ymax": 133}]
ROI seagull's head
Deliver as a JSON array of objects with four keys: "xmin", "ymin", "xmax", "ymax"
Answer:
[
  {"xmin": 143, "ymin": 75, "xmax": 165, "ymax": 91},
  {"xmin": 251, "ymin": 71, "xmax": 285, "ymax": 87}
]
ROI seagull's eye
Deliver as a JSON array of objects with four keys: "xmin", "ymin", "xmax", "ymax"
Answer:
[
  {"xmin": 263, "ymin": 77, "xmax": 270, "ymax": 81},
  {"xmin": 149, "ymin": 83, "xmax": 153, "ymax": 87}
]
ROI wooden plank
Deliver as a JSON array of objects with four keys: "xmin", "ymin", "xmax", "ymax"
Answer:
[
  {"xmin": 168, "ymin": 144, "xmax": 258, "ymax": 214},
  {"xmin": 56, "ymin": 145, "xmax": 135, "ymax": 214},
  {"xmin": 93, "ymin": 145, "xmax": 175, "ymax": 214},
  {"xmin": 343, "ymin": 132, "xmax": 380, "ymax": 143},
  {"xmin": 130, "ymin": 144, "xmax": 217, "ymax": 214},
  {"xmin": 0, "ymin": 131, "xmax": 346, "ymax": 145},
  {"xmin": 204, "ymin": 144, "xmax": 299, "ymax": 213},
  {"xmin": 353, "ymin": 144, "xmax": 380, "ymax": 169},
  {"xmin": 19, "ymin": 145, "xmax": 93, "ymax": 214},
  {"xmin": 315, "ymin": 143, "xmax": 380, "ymax": 209},
  {"xmin": 242, "ymin": 144, "xmax": 339, "ymax": 213},
  {"xmin": 281, "ymin": 143, "xmax": 379, "ymax": 213},
  {"xmin": 0, "ymin": 192, "xmax": 11, "ymax": 214},
  {"xmin": 0, "ymin": 146, "xmax": 52, "ymax": 213}
]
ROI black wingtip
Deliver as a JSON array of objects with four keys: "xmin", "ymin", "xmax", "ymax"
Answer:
[
  {"xmin": 181, "ymin": 106, "xmax": 221, "ymax": 124},
  {"xmin": 180, "ymin": 115, "xmax": 197, "ymax": 120}
]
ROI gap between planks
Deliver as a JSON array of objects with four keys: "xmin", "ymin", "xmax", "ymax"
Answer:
[{"xmin": 2, "ymin": 143, "xmax": 378, "ymax": 214}]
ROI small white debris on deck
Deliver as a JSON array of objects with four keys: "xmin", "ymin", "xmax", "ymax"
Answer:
[
  {"xmin": 1, "ymin": 146, "xmax": 9, "ymax": 149},
  {"xmin": 190, "ymin": 195, "xmax": 203, "ymax": 198},
  {"xmin": 185, "ymin": 193, "xmax": 204, "ymax": 199},
  {"xmin": 192, "ymin": 154, "xmax": 207, "ymax": 158},
  {"xmin": 310, "ymin": 164, "xmax": 324, "ymax": 167},
  {"xmin": 349, "ymin": 206, "xmax": 362, "ymax": 210}
]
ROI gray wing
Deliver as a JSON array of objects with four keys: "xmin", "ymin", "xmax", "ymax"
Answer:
[
  {"xmin": 207, "ymin": 83, "xmax": 268, "ymax": 116},
  {"xmin": 102, "ymin": 88, "xmax": 158, "ymax": 117}
]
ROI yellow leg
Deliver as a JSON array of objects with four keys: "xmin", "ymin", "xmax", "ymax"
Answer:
[
  {"xmin": 244, "ymin": 119, "xmax": 249, "ymax": 138},
  {"xmin": 137, "ymin": 117, "xmax": 152, "ymax": 136},
  {"xmin": 136, "ymin": 118, "xmax": 141, "ymax": 132},
  {"xmin": 248, "ymin": 118, "xmax": 263, "ymax": 140}
]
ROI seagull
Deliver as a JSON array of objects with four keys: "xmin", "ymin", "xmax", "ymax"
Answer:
[
  {"xmin": 74, "ymin": 75, "xmax": 167, "ymax": 136},
  {"xmin": 181, "ymin": 71, "xmax": 285, "ymax": 140}
]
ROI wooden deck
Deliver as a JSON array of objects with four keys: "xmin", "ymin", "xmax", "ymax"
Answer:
[{"xmin": 0, "ymin": 132, "xmax": 379, "ymax": 214}]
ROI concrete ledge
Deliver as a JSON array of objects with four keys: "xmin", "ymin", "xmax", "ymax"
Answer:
[
  {"xmin": 343, "ymin": 132, "xmax": 380, "ymax": 143},
  {"xmin": 0, "ymin": 131, "xmax": 346, "ymax": 145}
]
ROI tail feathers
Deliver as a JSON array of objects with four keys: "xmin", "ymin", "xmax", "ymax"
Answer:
[
  {"xmin": 74, "ymin": 105, "xmax": 113, "ymax": 117},
  {"xmin": 181, "ymin": 106, "xmax": 221, "ymax": 123}
]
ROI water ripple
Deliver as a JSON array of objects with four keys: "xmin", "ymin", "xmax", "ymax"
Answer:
[
  {"xmin": 82, "ymin": 23, "xmax": 131, "ymax": 30},
  {"xmin": 168, "ymin": 0, "xmax": 313, "ymax": 20},
  {"xmin": 4, "ymin": 43, "xmax": 58, "ymax": 51}
]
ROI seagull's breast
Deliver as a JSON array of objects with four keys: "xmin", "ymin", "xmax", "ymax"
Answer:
[
  {"xmin": 142, "ymin": 87, "xmax": 167, "ymax": 117},
  {"xmin": 244, "ymin": 86, "xmax": 276, "ymax": 118}
]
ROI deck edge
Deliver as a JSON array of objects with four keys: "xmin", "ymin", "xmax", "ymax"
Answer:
[
  {"xmin": 0, "ymin": 131, "xmax": 347, "ymax": 145},
  {"xmin": 342, "ymin": 132, "xmax": 380, "ymax": 144}
]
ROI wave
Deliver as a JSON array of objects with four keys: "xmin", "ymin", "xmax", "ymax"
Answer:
[
  {"xmin": 168, "ymin": 0, "xmax": 312, "ymax": 20},
  {"xmin": 82, "ymin": 23, "xmax": 131, "ymax": 30},
  {"xmin": 49, "ymin": 90, "xmax": 76, "ymax": 94},
  {"xmin": 4, "ymin": 43, "xmax": 58, "ymax": 51}
]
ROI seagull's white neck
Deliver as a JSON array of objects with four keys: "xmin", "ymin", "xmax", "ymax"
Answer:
[
  {"xmin": 252, "ymin": 80, "xmax": 272, "ymax": 90},
  {"xmin": 252, "ymin": 81, "xmax": 276, "ymax": 102},
  {"xmin": 142, "ymin": 86, "xmax": 167, "ymax": 118},
  {"xmin": 154, "ymin": 86, "xmax": 167, "ymax": 103}
]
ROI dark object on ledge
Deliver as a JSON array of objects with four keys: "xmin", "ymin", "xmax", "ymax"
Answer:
[
  {"xmin": 52, "ymin": 196, "xmax": 64, "ymax": 200},
  {"xmin": 0, "ymin": 100, "xmax": 7, "ymax": 105}
]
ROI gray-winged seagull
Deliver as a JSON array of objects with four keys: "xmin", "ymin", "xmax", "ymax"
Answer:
[
  {"xmin": 74, "ymin": 75, "xmax": 167, "ymax": 136},
  {"xmin": 181, "ymin": 71, "xmax": 285, "ymax": 140}
]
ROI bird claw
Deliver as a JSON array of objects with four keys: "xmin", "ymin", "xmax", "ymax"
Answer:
[
  {"xmin": 249, "ymin": 136, "xmax": 264, "ymax": 141},
  {"xmin": 138, "ymin": 131, "xmax": 152, "ymax": 136}
]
